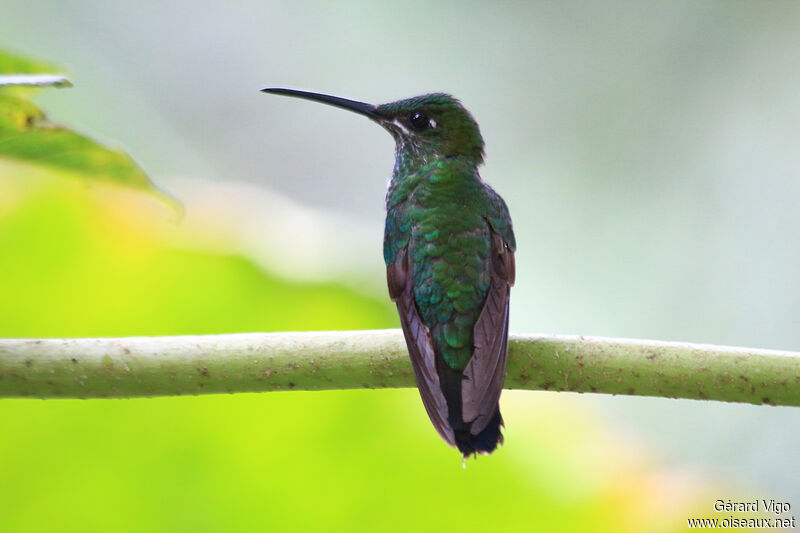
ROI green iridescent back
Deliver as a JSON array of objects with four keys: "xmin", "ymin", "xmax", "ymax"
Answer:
[
  {"xmin": 386, "ymin": 160, "xmax": 489, "ymax": 369},
  {"xmin": 381, "ymin": 94, "xmax": 514, "ymax": 371}
]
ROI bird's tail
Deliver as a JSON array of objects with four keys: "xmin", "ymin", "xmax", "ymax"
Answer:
[{"xmin": 455, "ymin": 409, "xmax": 504, "ymax": 457}]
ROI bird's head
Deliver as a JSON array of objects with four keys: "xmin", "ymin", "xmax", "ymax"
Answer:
[{"xmin": 261, "ymin": 88, "xmax": 485, "ymax": 164}]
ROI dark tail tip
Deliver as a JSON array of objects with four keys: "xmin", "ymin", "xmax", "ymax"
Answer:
[{"xmin": 455, "ymin": 409, "xmax": 504, "ymax": 458}]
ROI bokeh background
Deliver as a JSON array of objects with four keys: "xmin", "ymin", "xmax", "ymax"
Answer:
[{"xmin": 2, "ymin": 1, "xmax": 799, "ymax": 531}]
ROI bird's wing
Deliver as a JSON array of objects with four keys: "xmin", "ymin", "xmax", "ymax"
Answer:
[
  {"xmin": 462, "ymin": 230, "xmax": 515, "ymax": 436},
  {"xmin": 387, "ymin": 247, "xmax": 455, "ymax": 446}
]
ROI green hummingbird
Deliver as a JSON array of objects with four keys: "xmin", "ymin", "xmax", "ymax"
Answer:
[{"xmin": 261, "ymin": 88, "xmax": 516, "ymax": 457}]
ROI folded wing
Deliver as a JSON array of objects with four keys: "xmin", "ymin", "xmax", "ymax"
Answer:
[
  {"xmin": 387, "ymin": 248, "xmax": 455, "ymax": 446},
  {"xmin": 462, "ymin": 231, "xmax": 516, "ymax": 435}
]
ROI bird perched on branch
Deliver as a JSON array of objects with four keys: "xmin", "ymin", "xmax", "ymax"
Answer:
[{"xmin": 262, "ymin": 88, "xmax": 515, "ymax": 457}]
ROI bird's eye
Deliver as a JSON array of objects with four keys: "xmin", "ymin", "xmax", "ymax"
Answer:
[{"xmin": 409, "ymin": 112, "xmax": 431, "ymax": 131}]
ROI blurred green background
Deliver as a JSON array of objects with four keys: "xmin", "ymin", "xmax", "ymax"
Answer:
[{"xmin": 2, "ymin": 1, "xmax": 800, "ymax": 531}]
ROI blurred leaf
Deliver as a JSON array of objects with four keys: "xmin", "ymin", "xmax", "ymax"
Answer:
[
  {"xmin": 0, "ymin": 74, "xmax": 72, "ymax": 88},
  {"xmin": 0, "ymin": 49, "xmax": 174, "ymax": 206},
  {"xmin": 0, "ymin": 49, "xmax": 70, "ymax": 97},
  {"xmin": 0, "ymin": 49, "xmax": 61, "ymax": 75},
  {"xmin": 0, "ymin": 94, "xmax": 162, "ymax": 194},
  {"xmin": 0, "ymin": 170, "xmax": 397, "ymax": 337}
]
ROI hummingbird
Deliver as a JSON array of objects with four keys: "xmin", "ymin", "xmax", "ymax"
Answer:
[{"xmin": 261, "ymin": 88, "xmax": 516, "ymax": 457}]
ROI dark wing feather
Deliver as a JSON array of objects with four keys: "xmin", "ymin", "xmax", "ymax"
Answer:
[
  {"xmin": 387, "ymin": 248, "xmax": 455, "ymax": 446},
  {"xmin": 462, "ymin": 231, "xmax": 515, "ymax": 435}
]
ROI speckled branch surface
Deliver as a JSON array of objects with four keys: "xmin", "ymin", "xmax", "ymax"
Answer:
[{"xmin": 0, "ymin": 330, "xmax": 798, "ymax": 406}]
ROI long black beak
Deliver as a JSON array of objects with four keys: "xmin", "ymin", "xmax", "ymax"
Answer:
[{"xmin": 260, "ymin": 87, "xmax": 381, "ymax": 120}]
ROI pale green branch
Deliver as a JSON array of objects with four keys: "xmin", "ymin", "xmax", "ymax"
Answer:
[{"xmin": 0, "ymin": 330, "xmax": 798, "ymax": 406}]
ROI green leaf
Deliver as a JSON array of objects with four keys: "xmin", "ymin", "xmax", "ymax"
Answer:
[
  {"xmin": 0, "ymin": 94, "xmax": 169, "ymax": 200},
  {"xmin": 0, "ymin": 49, "xmax": 177, "ymax": 207},
  {"xmin": 0, "ymin": 50, "xmax": 71, "ymax": 96},
  {"xmin": 0, "ymin": 74, "xmax": 72, "ymax": 88},
  {"xmin": 0, "ymin": 49, "xmax": 61, "ymax": 75}
]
